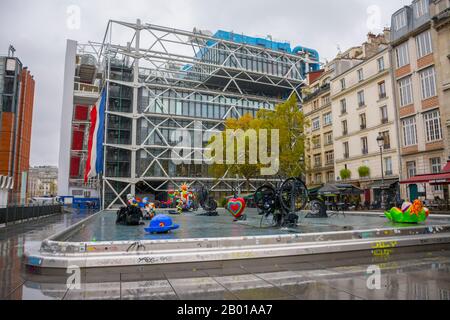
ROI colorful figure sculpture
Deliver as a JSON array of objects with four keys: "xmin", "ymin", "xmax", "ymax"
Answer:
[
  {"xmin": 385, "ymin": 200, "xmax": 430, "ymax": 224},
  {"xmin": 176, "ymin": 199, "xmax": 184, "ymax": 215},
  {"xmin": 127, "ymin": 194, "xmax": 137, "ymax": 206},
  {"xmin": 168, "ymin": 183, "xmax": 196, "ymax": 211},
  {"xmin": 226, "ymin": 197, "xmax": 247, "ymax": 221},
  {"xmin": 141, "ymin": 197, "xmax": 156, "ymax": 220},
  {"xmin": 144, "ymin": 215, "xmax": 180, "ymax": 234}
]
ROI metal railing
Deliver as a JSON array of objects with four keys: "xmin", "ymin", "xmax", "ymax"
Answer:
[
  {"xmin": 74, "ymin": 82, "xmax": 99, "ymax": 93},
  {"xmin": 0, "ymin": 204, "xmax": 62, "ymax": 226}
]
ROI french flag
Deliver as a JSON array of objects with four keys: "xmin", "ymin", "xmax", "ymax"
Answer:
[{"xmin": 85, "ymin": 89, "xmax": 106, "ymax": 184}]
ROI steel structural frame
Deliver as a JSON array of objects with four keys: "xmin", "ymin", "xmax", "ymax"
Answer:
[{"xmin": 99, "ymin": 20, "xmax": 313, "ymax": 209}]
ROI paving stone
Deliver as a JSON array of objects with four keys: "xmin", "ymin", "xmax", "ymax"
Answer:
[
  {"xmin": 169, "ymin": 277, "xmax": 236, "ymax": 300},
  {"xmin": 121, "ymin": 280, "xmax": 179, "ymax": 300}
]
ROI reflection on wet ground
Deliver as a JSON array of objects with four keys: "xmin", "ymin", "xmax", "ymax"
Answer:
[
  {"xmin": 63, "ymin": 209, "xmax": 450, "ymax": 242},
  {"xmin": 1, "ymin": 209, "xmax": 450, "ymax": 300},
  {"xmin": 0, "ymin": 209, "xmax": 95, "ymax": 300}
]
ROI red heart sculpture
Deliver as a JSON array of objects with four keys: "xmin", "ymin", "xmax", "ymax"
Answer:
[{"xmin": 226, "ymin": 198, "xmax": 246, "ymax": 218}]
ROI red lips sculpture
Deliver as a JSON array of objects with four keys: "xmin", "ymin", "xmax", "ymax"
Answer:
[{"xmin": 226, "ymin": 197, "xmax": 246, "ymax": 219}]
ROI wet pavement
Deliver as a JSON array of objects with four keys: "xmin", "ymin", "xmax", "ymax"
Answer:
[
  {"xmin": 1, "ymin": 210, "xmax": 450, "ymax": 300},
  {"xmin": 0, "ymin": 210, "xmax": 95, "ymax": 300}
]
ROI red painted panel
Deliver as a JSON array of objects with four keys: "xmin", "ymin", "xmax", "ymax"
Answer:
[
  {"xmin": 74, "ymin": 105, "xmax": 89, "ymax": 121},
  {"xmin": 70, "ymin": 156, "xmax": 81, "ymax": 178},
  {"xmin": 71, "ymin": 126, "xmax": 85, "ymax": 151}
]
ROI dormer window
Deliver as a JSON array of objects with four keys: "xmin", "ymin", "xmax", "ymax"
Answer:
[
  {"xmin": 394, "ymin": 10, "xmax": 407, "ymax": 31},
  {"xmin": 413, "ymin": 0, "xmax": 428, "ymax": 18}
]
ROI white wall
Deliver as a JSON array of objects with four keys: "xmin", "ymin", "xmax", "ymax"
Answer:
[{"xmin": 57, "ymin": 40, "xmax": 77, "ymax": 196}]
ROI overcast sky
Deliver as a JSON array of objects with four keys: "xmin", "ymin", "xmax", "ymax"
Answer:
[{"xmin": 0, "ymin": 0, "xmax": 410, "ymax": 167}]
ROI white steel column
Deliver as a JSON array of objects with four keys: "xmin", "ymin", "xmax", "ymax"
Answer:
[{"xmin": 130, "ymin": 19, "xmax": 141, "ymax": 196}]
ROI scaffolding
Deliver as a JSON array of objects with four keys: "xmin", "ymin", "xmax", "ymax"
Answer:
[{"xmin": 95, "ymin": 20, "xmax": 319, "ymax": 209}]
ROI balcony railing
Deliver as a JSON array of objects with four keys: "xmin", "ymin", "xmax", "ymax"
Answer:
[
  {"xmin": 362, "ymin": 148, "xmax": 369, "ymax": 155},
  {"xmin": 360, "ymin": 124, "xmax": 367, "ymax": 130},
  {"xmin": 303, "ymin": 83, "xmax": 331, "ymax": 103},
  {"xmin": 385, "ymin": 171, "xmax": 393, "ymax": 176},
  {"xmin": 342, "ymin": 130, "xmax": 348, "ymax": 136},
  {"xmin": 381, "ymin": 118, "xmax": 389, "ymax": 124},
  {"xmin": 379, "ymin": 93, "xmax": 387, "ymax": 99},
  {"xmin": 343, "ymin": 153, "xmax": 349, "ymax": 159},
  {"xmin": 384, "ymin": 144, "xmax": 391, "ymax": 150},
  {"xmin": 74, "ymin": 82, "xmax": 99, "ymax": 93},
  {"xmin": 358, "ymin": 102, "xmax": 366, "ymax": 108}
]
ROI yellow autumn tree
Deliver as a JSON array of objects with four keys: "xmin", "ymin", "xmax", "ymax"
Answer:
[
  {"xmin": 257, "ymin": 95, "xmax": 307, "ymax": 178},
  {"xmin": 208, "ymin": 113, "xmax": 261, "ymax": 192},
  {"xmin": 208, "ymin": 94, "xmax": 307, "ymax": 192}
]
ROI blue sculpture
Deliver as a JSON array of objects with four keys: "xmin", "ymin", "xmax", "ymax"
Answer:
[{"xmin": 144, "ymin": 215, "xmax": 179, "ymax": 234}]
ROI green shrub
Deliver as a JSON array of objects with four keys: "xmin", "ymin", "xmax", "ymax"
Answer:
[
  {"xmin": 358, "ymin": 166, "xmax": 370, "ymax": 178},
  {"xmin": 340, "ymin": 169, "xmax": 351, "ymax": 180}
]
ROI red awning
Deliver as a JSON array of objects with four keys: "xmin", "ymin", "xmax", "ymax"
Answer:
[{"xmin": 400, "ymin": 172, "xmax": 450, "ymax": 185}]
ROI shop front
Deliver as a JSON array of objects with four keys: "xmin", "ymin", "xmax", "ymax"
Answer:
[{"xmin": 400, "ymin": 160, "xmax": 450, "ymax": 209}]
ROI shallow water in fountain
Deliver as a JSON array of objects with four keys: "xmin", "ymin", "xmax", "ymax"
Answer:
[{"xmin": 63, "ymin": 209, "xmax": 450, "ymax": 242}]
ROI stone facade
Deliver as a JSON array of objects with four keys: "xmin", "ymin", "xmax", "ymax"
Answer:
[
  {"xmin": 391, "ymin": 0, "xmax": 447, "ymax": 201},
  {"xmin": 331, "ymin": 45, "xmax": 401, "ymax": 204},
  {"xmin": 28, "ymin": 166, "xmax": 58, "ymax": 199}
]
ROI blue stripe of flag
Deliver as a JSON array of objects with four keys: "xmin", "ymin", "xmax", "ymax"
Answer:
[{"xmin": 95, "ymin": 89, "xmax": 107, "ymax": 175}]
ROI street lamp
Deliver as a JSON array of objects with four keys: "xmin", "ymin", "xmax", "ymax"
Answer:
[
  {"xmin": 299, "ymin": 156, "xmax": 305, "ymax": 182},
  {"xmin": 377, "ymin": 134, "xmax": 385, "ymax": 210}
]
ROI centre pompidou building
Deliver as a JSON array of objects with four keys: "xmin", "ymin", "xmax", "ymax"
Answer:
[{"xmin": 60, "ymin": 20, "xmax": 320, "ymax": 209}]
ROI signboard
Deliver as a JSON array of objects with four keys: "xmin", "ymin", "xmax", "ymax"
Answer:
[{"xmin": 6, "ymin": 58, "xmax": 16, "ymax": 72}]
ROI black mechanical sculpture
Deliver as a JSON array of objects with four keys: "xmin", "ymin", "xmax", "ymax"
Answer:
[
  {"xmin": 254, "ymin": 177, "xmax": 309, "ymax": 228},
  {"xmin": 116, "ymin": 206, "xmax": 145, "ymax": 226},
  {"xmin": 196, "ymin": 186, "xmax": 219, "ymax": 216}
]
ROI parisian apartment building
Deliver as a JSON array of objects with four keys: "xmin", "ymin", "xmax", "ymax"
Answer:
[
  {"xmin": 304, "ymin": 30, "xmax": 399, "ymax": 204},
  {"xmin": 331, "ymin": 31, "xmax": 400, "ymax": 205},
  {"xmin": 304, "ymin": 0, "xmax": 450, "ymax": 204},
  {"xmin": 431, "ymin": 0, "xmax": 450, "ymax": 159},
  {"xmin": 28, "ymin": 166, "xmax": 58, "ymax": 200},
  {"xmin": 303, "ymin": 47, "xmax": 370, "ymax": 188},
  {"xmin": 391, "ymin": 0, "xmax": 448, "ymax": 201}
]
